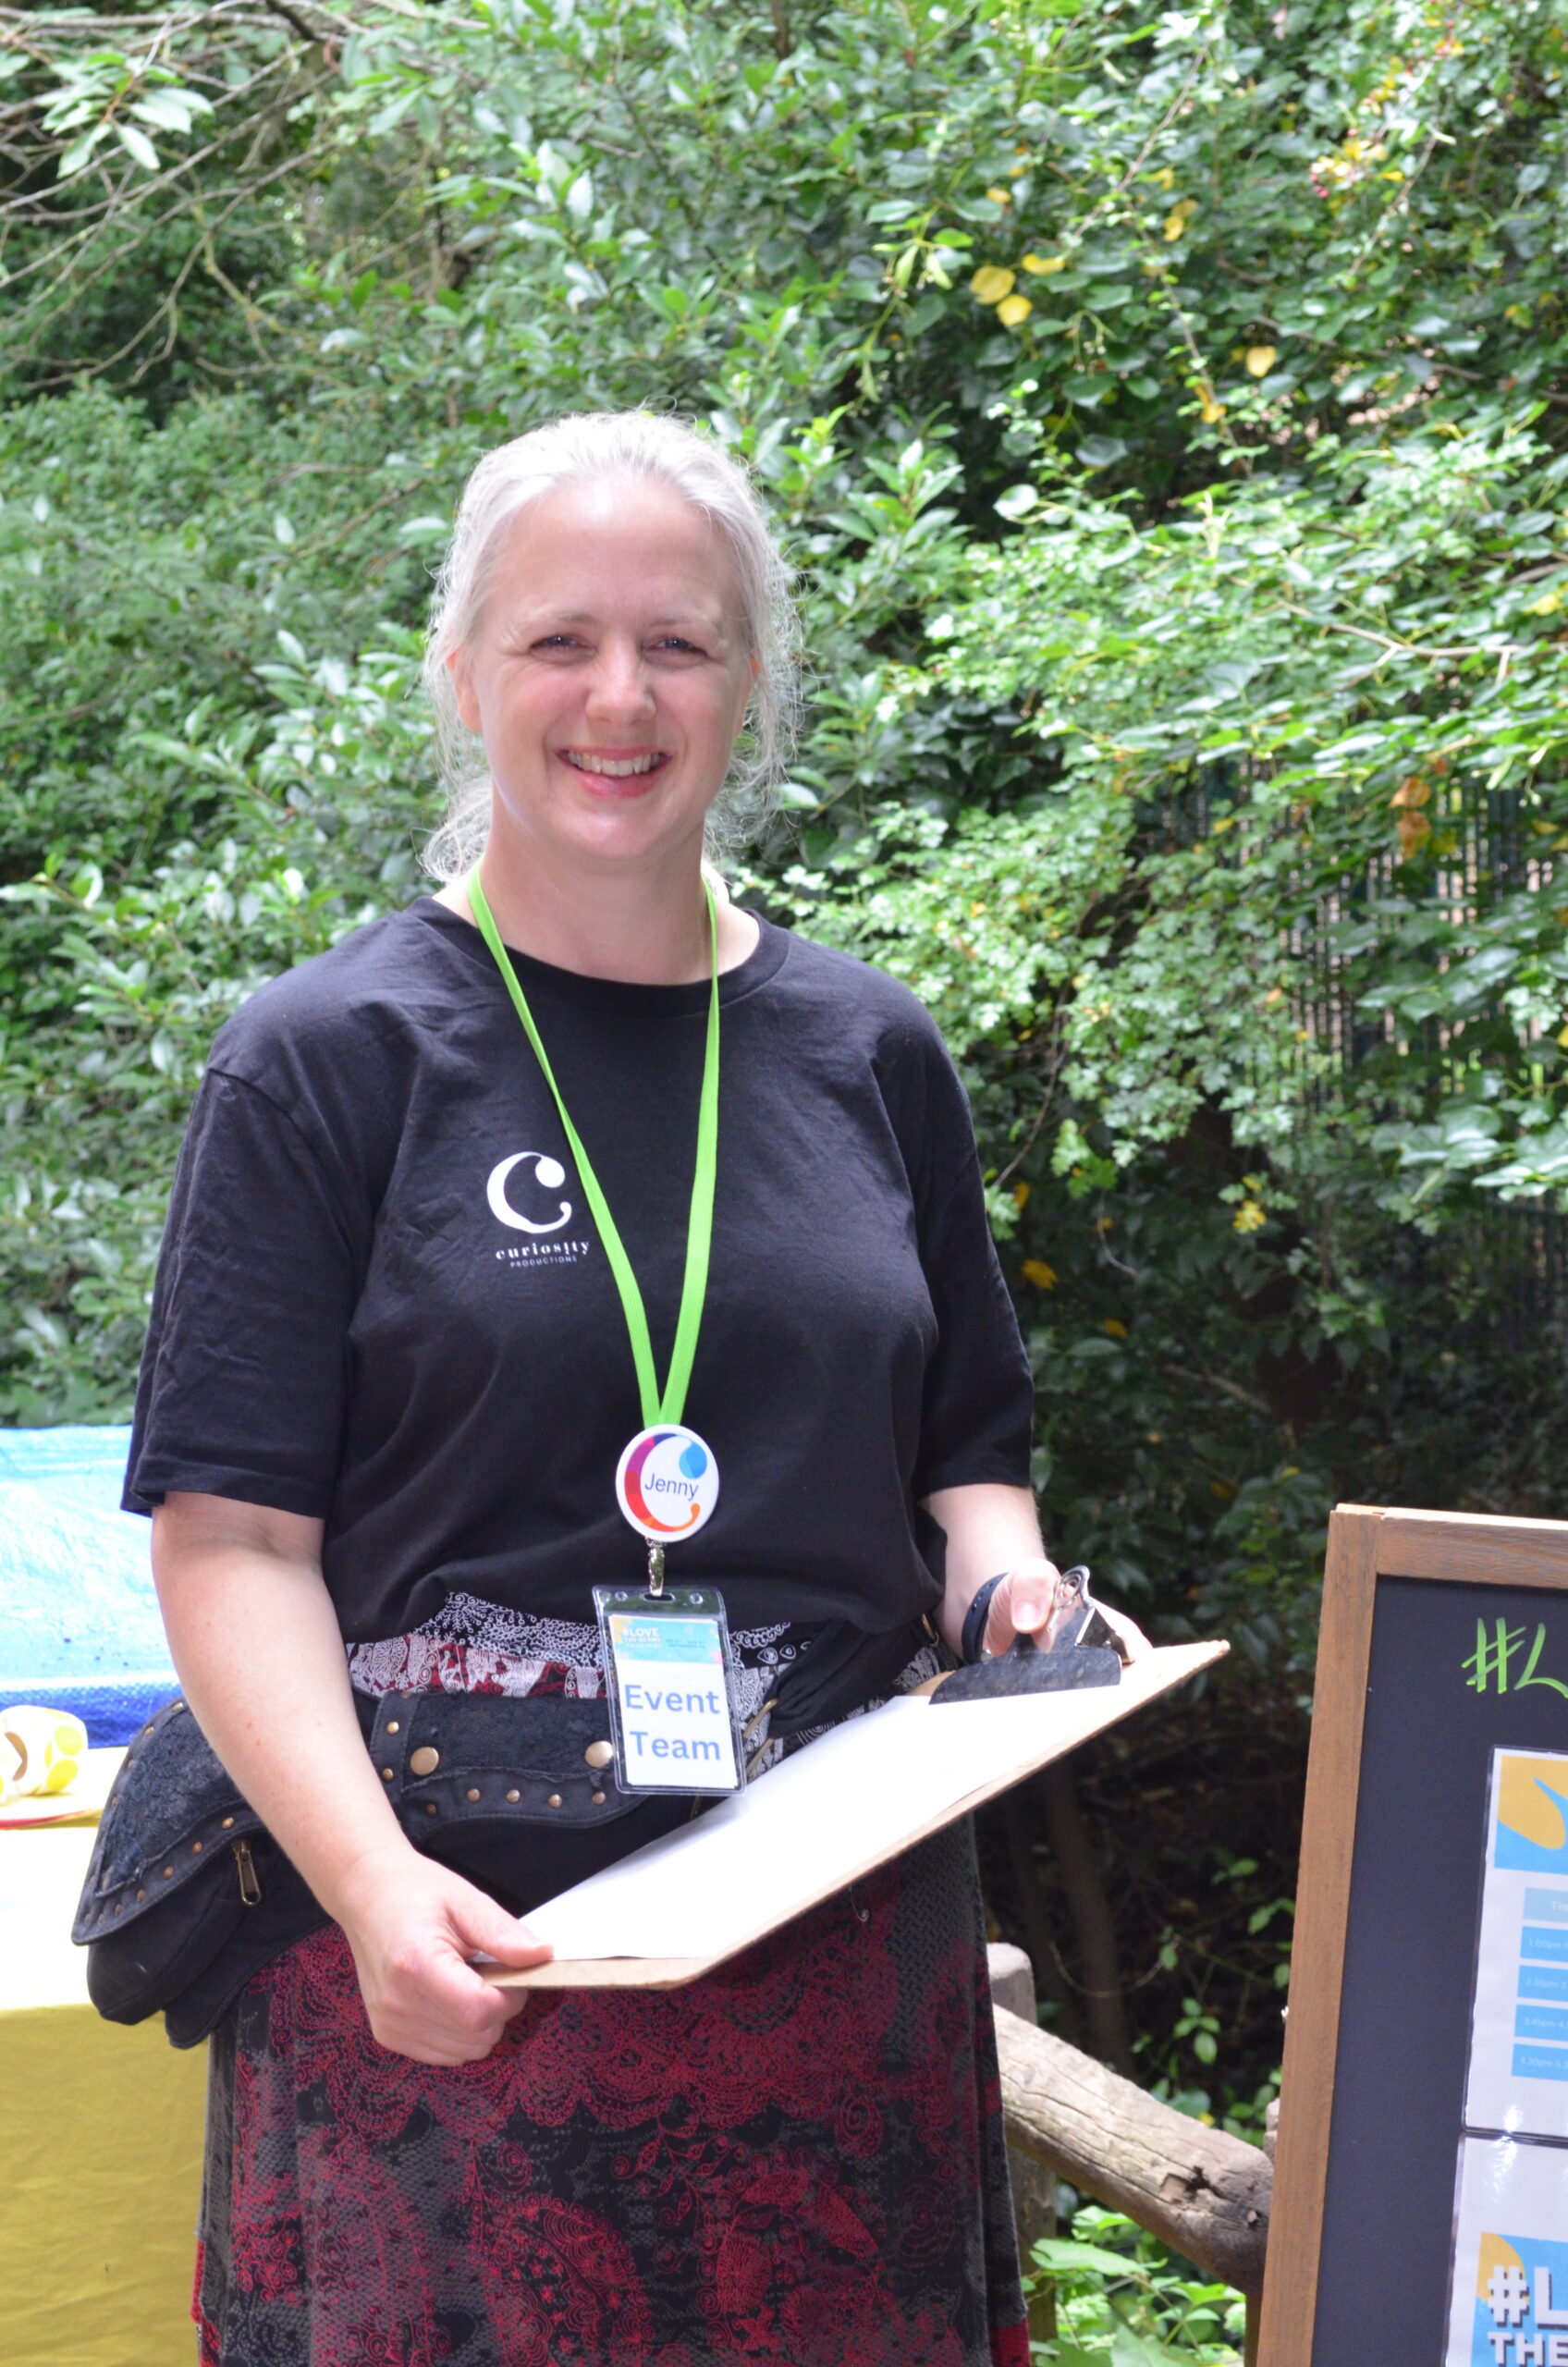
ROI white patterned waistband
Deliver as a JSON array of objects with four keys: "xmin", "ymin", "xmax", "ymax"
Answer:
[{"xmin": 346, "ymin": 1588, "xmax": 815, "ymax": 1740}]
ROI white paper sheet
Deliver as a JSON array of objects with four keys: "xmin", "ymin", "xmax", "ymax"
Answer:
[
  {"xmin": 1465, "ymin": 1748, "xmax": 1568, "ymax": 2141},
  {"xmin": 1445, "ymin": 2134, "xmax": 1568, "ymax": 2367},
  {"xmin": 524, "ymin": 1645, "xmax": 1216, "ymax": 1965}
]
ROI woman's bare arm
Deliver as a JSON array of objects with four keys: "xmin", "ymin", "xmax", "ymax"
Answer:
[
  {"xmin": 925, "ymin": 1481, "xmax": 1150, "ymax": 1662},
  {"xmin": 152, "ymin": 1491, "xmax": 550, "ymax": 2063}
]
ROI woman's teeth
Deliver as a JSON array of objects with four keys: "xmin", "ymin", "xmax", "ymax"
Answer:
[{"xmin": 563, "ymin": 751, "xmax": 662, "ymax": 778}]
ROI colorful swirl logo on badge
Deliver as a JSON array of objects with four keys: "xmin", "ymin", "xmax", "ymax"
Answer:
[
  {"xmin": 1494, "ymin": 1751, "xmax": 1568, "ymax": 1875},
  {"xmin": 615, "ymin": 1424, "xmax": 720, "ymax": 1543}
]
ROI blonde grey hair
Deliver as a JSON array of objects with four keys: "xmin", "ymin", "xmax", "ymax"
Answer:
[{"xmin": 421, "ymin": 411, "xmax": 800, "ymax": 879}]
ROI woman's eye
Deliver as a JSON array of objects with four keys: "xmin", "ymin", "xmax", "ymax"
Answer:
[{"xmin": 653, "ymin": 637, "xmax": 704, "ymax": 656}]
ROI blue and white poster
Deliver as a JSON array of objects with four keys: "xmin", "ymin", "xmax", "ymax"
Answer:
[
  {"xmin": 1464, "ymin": 1749, "xmax": 1568, "ymax": 2141},
  {"xmin": 1447, "ymin": 2135, "xmax": 1568, "ymax": 2366},
  {"xmin": 1447, "ymin": 1749, "xmax": 1568, "ymax": 2365}
]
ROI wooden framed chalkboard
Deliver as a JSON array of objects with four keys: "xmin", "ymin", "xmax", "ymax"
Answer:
[{"xmin": 1260, "ymin": 1506, "xmax": 1568, "ymax": 2367}]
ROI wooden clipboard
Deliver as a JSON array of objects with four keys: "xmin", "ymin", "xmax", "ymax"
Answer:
[{"xmin": 490, "ymin": 1639, "xmax": 1226, "ymax": 1992}]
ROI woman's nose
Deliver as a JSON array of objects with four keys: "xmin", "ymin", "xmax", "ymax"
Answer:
[{"xmin": 585, "ymin": 642, "xmax": 655, "ymax": 718}]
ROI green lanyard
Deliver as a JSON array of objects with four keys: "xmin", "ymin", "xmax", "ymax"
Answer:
[{"xmin": 468, "ymin": 868, "xmax": 720, "ymax": 1432}]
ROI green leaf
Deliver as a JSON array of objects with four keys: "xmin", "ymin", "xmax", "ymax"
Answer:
[
  {"xmin": 1110, "ymin": 2323, "xmax": 1190, "ymax": 2367},
  {"xmin": 114, "ymin": 120, "xmax": 159, "ymax": 172},
  {"xmin": 1031, "ymin": 2238, "xmax": 1142, "ymax": 2276},
  {"xmin": 56, "ymin": 125, "xmax": 106, "ymax": 178},
  {"xmin": 129, "ymin": 86, "xmax": 214, "ymax": 131}
]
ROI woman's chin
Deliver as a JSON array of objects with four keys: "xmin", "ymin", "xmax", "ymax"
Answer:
[{"xmin": 495, "ymin": 791, "xmax": 710, "ymax": 872}]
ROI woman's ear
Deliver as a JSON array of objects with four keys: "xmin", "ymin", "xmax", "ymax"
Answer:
[{"xmin": 447, "ymin": 647, "xmax": 482, "ymax": 733}]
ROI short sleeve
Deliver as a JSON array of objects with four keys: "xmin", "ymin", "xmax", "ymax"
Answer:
[
  {"xmin": 123, "ymin": 1071, "xmax": 362, "ymax": 1518},
  {"xmin": 898, "ymin": 1036, "xmax": 1035, "ymax": 1497}
]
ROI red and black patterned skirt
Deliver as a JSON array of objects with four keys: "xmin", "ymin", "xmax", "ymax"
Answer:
[{"xmin": 194, "ymin": 1821, "xmax": 1028, "ymax": 2367}]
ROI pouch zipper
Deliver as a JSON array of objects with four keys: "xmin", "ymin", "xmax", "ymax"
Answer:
[{"xmin": 232, "ymin": 1838, "xmax": 263, "ymax": 1906}]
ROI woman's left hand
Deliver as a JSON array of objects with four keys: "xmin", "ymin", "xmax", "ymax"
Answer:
[{"xmin": 981, "ymin": 1556, "xmax": 1152, "ymax": 1663}]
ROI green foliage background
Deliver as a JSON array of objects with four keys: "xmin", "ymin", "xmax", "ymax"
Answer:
[{"xmin": 4, "ymin": 0, "xmax": 1567, "ymax": 2128}]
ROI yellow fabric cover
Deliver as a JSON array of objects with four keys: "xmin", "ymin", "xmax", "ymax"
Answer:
[{"xmin": 1, "ymin": 1823, "xmax": 206, "ymax": 2367}]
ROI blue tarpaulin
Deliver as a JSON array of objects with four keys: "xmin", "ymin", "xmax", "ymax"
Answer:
[{"xmin": 0, "ymin": 1427, "xmax": 177, "ymax": 1745}]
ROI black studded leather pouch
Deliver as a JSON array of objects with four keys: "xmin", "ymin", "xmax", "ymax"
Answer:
[{"xmin": 72, "ymin": 1686, "xmax": 693, "ymax": 2047}]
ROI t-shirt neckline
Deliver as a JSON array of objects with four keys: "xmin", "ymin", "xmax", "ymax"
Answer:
[{"xmin": 408, "ymin": 895, "xmax": 790, "ymax": 1014}]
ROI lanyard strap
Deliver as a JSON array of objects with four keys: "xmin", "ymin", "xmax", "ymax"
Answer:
[{"xmin": 467, "ymin": 868, "xmax": 720, "ymax": 1432}]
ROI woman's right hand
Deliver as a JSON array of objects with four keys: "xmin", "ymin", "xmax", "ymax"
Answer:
[
  {"xmin": 331, "ymin": 1842, "xmax": 555, "ymax": 2067},
  {"xmin": 152, "ymin": 1497, "xmax": 555, "ymax": 2068}
]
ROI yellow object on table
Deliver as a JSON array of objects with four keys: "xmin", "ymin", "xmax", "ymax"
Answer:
[{"xmin": 0, "ymin": 1786, "xmax": 207, "ymax": 2367}]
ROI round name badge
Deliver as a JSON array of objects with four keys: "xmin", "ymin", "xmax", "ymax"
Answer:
[{"xmin": 615, "ymin": 1424, "xmax": 720, "ymax": 1542}]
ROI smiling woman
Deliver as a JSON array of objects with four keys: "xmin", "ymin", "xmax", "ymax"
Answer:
[
  {"xmin": 435, "ymin": 476, "xmax": 760, "ymax": 980},
  {"xmin": 115, "ymin": 410, "xmax": 1102, "ymax": 2367},
  {"xmin": 423, "ymin": 410, "xmax": 798, "ymax": 892}
]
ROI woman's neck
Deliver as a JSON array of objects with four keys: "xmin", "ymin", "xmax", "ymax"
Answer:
[{"xmin": 435, "ymin": 840, "xmax": 758, "ymax": 985}]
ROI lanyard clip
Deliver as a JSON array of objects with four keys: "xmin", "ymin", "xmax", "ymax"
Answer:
[{"xmin": 646, "ymin": 1542, "xmax": 667, "ymax": 1599}]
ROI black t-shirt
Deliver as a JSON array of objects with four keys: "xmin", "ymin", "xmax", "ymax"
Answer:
[{"xmin": 125, "ymin": 901, "xmax": 1033, "ymax": 1640}]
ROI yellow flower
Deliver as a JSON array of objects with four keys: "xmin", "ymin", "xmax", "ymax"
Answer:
[
  {"xmin": 1022, "ymin": 251, "xmax": 1066, "ymax": 275},
  {"xmin": 970, "ymin": 265, "xmax": 1016, "ymax": 304},
  {"xmin": 1526, "ymin": 588, "xmax": 1562, "ymax": 616},
  {"xmin": 1163, "ymin": 199, "xmax": 1198, "ymax": 241},
  {"xmin": 1149, "ymin": 166, "xmax": 1176, "ymax": 190},
  {"xmin": 1197, "ymin": 389, "xmax": 1226, "ymax": 424},
  {"xmin": 1012, "ymin": 1181, "xmax": 1031, "ymax": 1209},
  {"xmin": 1103, "ymin": 1318, "xmax": 1129, "ymax": 1338},
  {"xmin": 1244, "ymin": 345, "xmax": 1278, "ymax": 378},
  {"xmin": 986, "ymin": 186, "xmax": 1012, "ymax": 205},
  {"xmin": 1232, "ymin": 1201, "xmax": 1268, "ymax": 1234},
  {"xmin": 996, "ymin": 293, "xmax": 1034, "ymax": 328},
  {"xmin": 1021, "ymin": 1258, "xmax": 1057, "ymax": 1290}
]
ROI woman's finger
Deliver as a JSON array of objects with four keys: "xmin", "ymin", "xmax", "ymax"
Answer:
[
  {"xmin": 448, "ymin": 1888, "xmax": 554, "ymax": 1971},
  {"xmin": 1095, "ymin": 1600, "xmax": 1154, "ymax": 1662},
  {"xmin": 984, "ymin": 1561, "xmax": 1061, "ymax": 1653},
  {"xmin": 984, "ymin": 1564, "xmax": 1151, "ymax": 1661}
]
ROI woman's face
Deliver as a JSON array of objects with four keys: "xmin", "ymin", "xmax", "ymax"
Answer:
[{"xmin": 451, "ymin": 476, "xmax": 754, "ymax": 876}]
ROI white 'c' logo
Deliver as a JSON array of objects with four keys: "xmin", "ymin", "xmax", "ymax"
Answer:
[{"xmin": 486, "ymin": 1152, "xmax": 572, "ymax": 1234}]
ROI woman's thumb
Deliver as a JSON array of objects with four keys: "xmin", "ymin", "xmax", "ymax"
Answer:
[{"xmin": 452, "ymin": 1889, "xmax": 553, "ymax": 1968}]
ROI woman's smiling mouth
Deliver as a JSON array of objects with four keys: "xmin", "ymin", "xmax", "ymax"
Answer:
[{"xmin": 560, "ymin": 748, "xmax": 668, "ymax": 781}]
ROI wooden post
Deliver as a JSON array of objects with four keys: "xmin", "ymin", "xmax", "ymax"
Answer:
[
  {"xmin": 987, "ymin": 1943, "xmax": 1056, "ymax": 2341},
  {"xmin": 992, "ymin": 2005, "xmax": 1271, "ymax": 2297}
]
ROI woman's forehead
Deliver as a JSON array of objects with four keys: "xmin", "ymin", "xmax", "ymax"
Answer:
[{"xmin": 490, "ymin": 477, "xmax": 740, "ymax": 613}]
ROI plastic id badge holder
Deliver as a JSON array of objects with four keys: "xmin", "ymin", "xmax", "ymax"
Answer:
[{"xmin": 593, "ymin": 1586, "xmax": 744, "ymax": 1796}]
